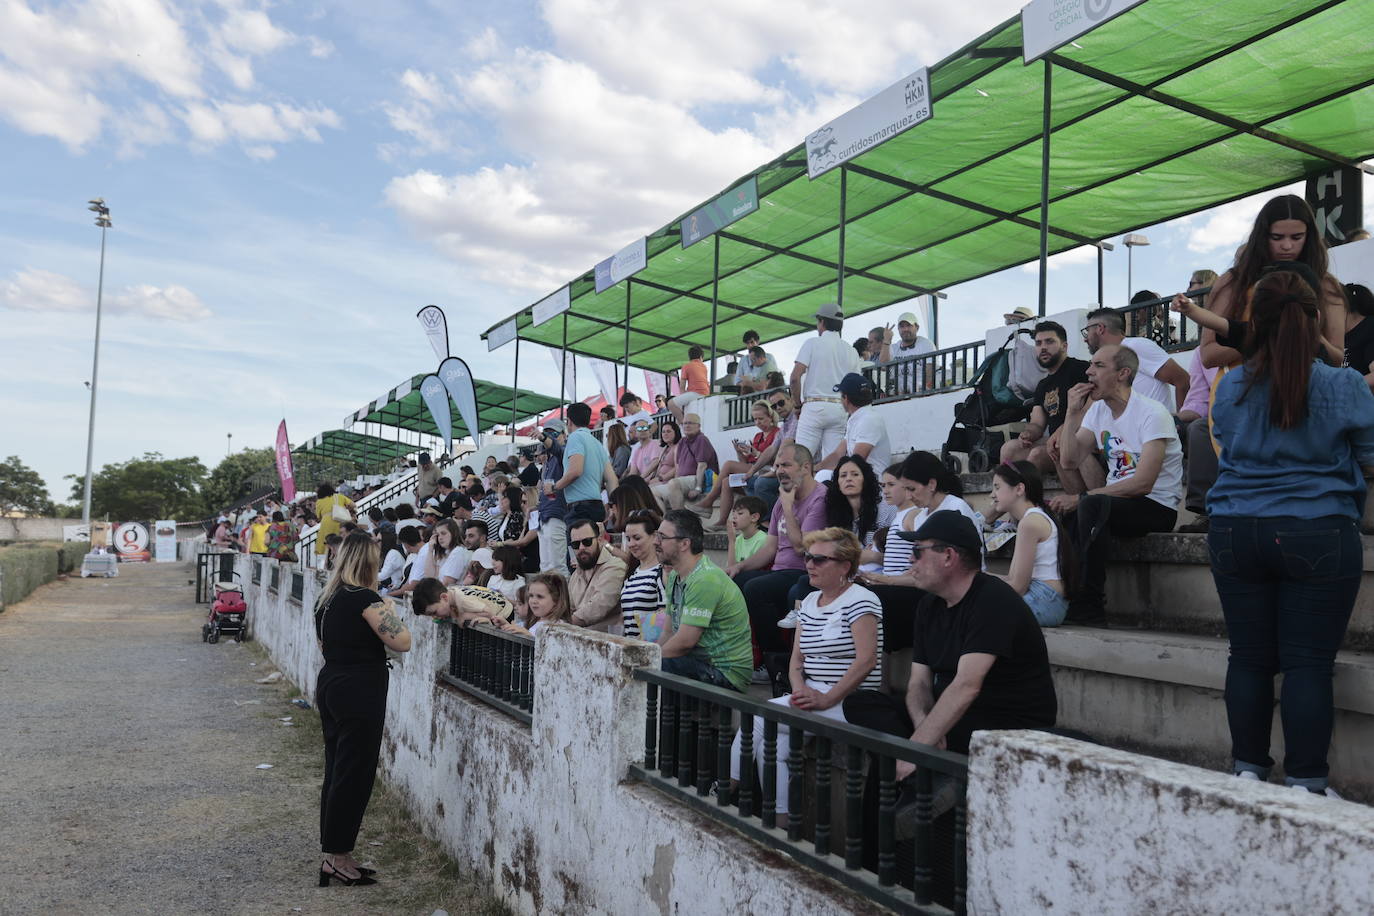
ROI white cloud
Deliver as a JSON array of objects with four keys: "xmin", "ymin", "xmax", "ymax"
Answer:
[
  {"xmin": 381, "ymin": 0, "xmax": 1025, "ymax": 295},
  {"xmin": 306, "ymin": 35, "xmax": 334, "ymax": 59},
  {"xmin": 1, "ymin": 268, "xmax": 210, "ymax": 321},
  {"xmin": 182, "ymin": 100, "xmax": 340, "ymax": 152},
  {"xmin": 1019, "ymin": 244, "xmax": 1101, "ymax": 273},
  {"xmin": 0, "ymin": 0, "xmax": 338, "ymax": 155},
  {"xmin": 1186, "ymin": 182, "xmax": 1305, "ymax": 254}
]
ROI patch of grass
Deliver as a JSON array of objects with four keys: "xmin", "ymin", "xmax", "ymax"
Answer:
[{"xmin": 244, "ymin": 642, "xmax": 512, "ymax": 916}]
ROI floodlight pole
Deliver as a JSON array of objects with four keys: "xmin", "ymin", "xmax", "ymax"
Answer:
[
  {"xmin": 1036, "ymin": 60, "xmax": 1052, "ymax": 317},
  {"xmin": 1096, "ymin": 241, "xmax": 1115, "ymax": 305},
  {"xmin": 708, "ymin": 235, "xmax": 720, "ymax": 392},
  {"xmin": 837, "ymin": 166, "xmax": 848, "ymax": 308},
  {"xmin": 81, "ymin": 199, "xmax": 111, "ymax": 527}
]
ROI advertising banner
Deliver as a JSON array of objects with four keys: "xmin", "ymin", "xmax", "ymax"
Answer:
[
  {"xmin": 63, "ymin": 524, "xmax": 89, "ymax": 542},
  {"xmin": 550, "ymin": 349, "xmax": 577, "ymax": 403},
  {"xmin": 274, "ymin": 419, "xmax": 296, "ymax": 503},
  {"xmin": 416, "ymin": 305, "xmax": 450, "ymax": 360},
  {"xmin": 806, "ymin": 68, "xmax": 932, "ymax": 179},
  {"xmin": 594, "ymin": 237, "xmax": 648, "ymax": 293},
  {"xmin": 1022, "ymin": 0, "xmax": 1146, "ymax": 63},
  {"xmin": 419, "ymin": 374, "xmax": 454, "ymax": 456},
  {"xmin": 681, "ymin": 178, "xmax": 759, "ymax": 249},
  {"xmin": 154, "ymin": 520, "xmax": 177, "ymax": 563},
  {"xmin": 643, "ymin": 369, "xmax": 661, "ymax": 406},
  {"xmin": 114, "ymin": 521, "xmax": 150, "ymax": 562},
  {"xmin": 488, "ymin": 317, "xmax": 518, "ymax": 351},
  {"xmin": 587, "ymin": 358, "xmax": 619, "ymax": 412},
  {"xmin": 438, "ymin": 357, "xmax": 483, "ymax": 451},
  {"xmin": 1306, "ymin": 166, "xmax": 1364, "ymax": 247},
  {"xmin": 531, "ymin": 286, "xmax": 571, "ymax": 327}
]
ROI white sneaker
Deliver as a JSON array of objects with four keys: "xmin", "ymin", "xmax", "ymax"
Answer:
[
  {"xmin": 1290, "ymin": 782, "xmax": 1341, "ymax": 799},
  {"xmin": 777, "ymin": 609, "xmax": 800, "ymax": 629},
  {"xmin": 751, "ymin": 666, "xmax": 771, "ymax": 685},
  {"xmin": 1235, "ymin": 770, "xmax": 1261, "ymax": 782}
]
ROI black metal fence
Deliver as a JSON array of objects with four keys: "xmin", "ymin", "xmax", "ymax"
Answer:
[
  {"xmin": 630, "ymin": 669, "xmax": 969, "ymax": 915},
  {"xmin": 725, "ymin": 387, "xmax": 785, "ymax": 429},
  {"xmin": 1118, "ymin": 284, "xmax": 1213, "ymax": 353},
  {"xmin": 251, "ymin": 557, "xmax": 262, "ymax": 585},
  {"xmin": 439, "ymin": 621, "xmax": 535, "ymax": 724},
  {"xmin": 864, "ymin": 340, "xmax": 986, "ymax": 404},
  {"xmin": 290, "ymin": 570, "xmax": 305, "ymax": 603},
  {"xmin": 268, "ymin": 563, "xmax": 280, "ymax": 593},
  {"xmin": 195, "ymin": 549, "xmax": 237, "ymax": 603}
]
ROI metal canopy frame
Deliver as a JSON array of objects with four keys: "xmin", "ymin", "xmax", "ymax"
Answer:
[
  {"xmin": 482, "ymin": 0, "xmax": 1374, "ymax": 373},
  {"xmin": 295, "ymin": 429, "xmax": 413, "ymax": 469},
  {"xmin": 347, "ymin": 375, "xmax": 564, "ymax": 440}
]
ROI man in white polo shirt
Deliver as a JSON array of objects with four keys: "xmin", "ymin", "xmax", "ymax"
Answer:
[
  {"xmin": 790, "ymin": 302, "xmax": 860, "ymax": 461},
  {"xmin": 816, "ymin": 372, "xmax": 891, "ymax": 479}
]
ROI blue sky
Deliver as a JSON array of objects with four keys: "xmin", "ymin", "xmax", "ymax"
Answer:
[{"xmin": 1, "ymin": 0, "xmax": 1367, "ymax": 506}]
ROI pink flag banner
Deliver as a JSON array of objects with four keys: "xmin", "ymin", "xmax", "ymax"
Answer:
[
  {"xmin": 275, "ymin": 420, "xmax": 296, "ymax": 503},
  {"xmin": 643, "ymin": 370, "xmax": 661, "ymax": 405}
]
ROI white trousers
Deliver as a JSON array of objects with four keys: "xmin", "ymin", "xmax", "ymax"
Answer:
[
  {"xmin": 794, "ymin": 401, "xmax": 847, "ymax": 461},
  {"xmin": 729, "ymin": 679, "xmax": 850, "ymax": 814}
]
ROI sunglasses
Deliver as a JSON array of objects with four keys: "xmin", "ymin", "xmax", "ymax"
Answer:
[
  {"xmin": 802, "ymin": 552, "xmax": 842, "ymax": 566},
  {"xmin": 909, "ymin": 542, "xmax": 952, "ymax": 558},
  {"xmin": 769, "ymin": 399, "xmax": 787, "ymax": 410},
  {"xmin": 570, "ymin": 536, "xmax": 599, "ymax": 549},
  {"xmin": 632, "ymin": 423, "xmax": 652, "ymax": 431},
  {"xmin": 653, "ymin": 532, "xmax": 689, "ymax": 541}
]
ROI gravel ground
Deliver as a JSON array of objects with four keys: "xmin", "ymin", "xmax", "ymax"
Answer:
[{"xmin": 0, "ymin": 561, "xmax": 503, "ymax": 916}]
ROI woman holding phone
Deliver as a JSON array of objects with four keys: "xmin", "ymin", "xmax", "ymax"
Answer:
[{"xmin": 695, "ymin": 399, "xmax": 779, "ymax": 526}]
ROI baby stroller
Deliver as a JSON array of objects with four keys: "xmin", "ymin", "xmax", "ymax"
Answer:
[
  {"xmin": 940, "ymin": 331, "xmax": 1032, "ymax": 474},
  {"xmin": 204, "ymin": 572, "xmax": 248, "ymax": 644}
]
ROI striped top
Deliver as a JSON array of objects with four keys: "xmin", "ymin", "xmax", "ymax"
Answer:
[
  {"xmin": 620, "ymin": 564, "xmax": 665, "ymax": 640},
  {"xmin": 796, "ymin": 584, "xmax": 884, "ymax": 690},
  {"xmin": 882, "ymin": 506, "xmax": 919, "ymax": 575}
]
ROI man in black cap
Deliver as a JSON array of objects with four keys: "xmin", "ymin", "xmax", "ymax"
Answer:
[
  {"xmin": 816, "ymin": 372, "xmax": 891, "ymax": 479},
  {"xmin": 843, "ymin": 510, "xmax": 1056, "ymax": 760}
]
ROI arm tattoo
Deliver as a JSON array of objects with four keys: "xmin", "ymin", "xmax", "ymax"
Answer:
[{"xmin": 371, "ymin": 602, "xmax": 405, "ymax": 638}]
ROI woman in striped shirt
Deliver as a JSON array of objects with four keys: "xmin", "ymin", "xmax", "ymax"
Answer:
[
  {"xmin": 730, "ymin": 527, "xmax": 882, "ymax": 825},
  {"xmin": 619, "ymin": 509, "xmax": 667, "ymax": 641}
]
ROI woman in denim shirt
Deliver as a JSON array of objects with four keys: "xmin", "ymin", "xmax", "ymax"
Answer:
[{"xmin": 1208, "ymin": 271, "xmax": 1374, "ymax": 796}]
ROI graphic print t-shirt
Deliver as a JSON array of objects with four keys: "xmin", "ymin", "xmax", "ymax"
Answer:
[
  {"xmin": 1033, "ymin": 357, "xmax": 1089, "ymax": 436},
  {"xmin": 1081, "ymin": 391, "xmax": 1184, "ymax": 509}
]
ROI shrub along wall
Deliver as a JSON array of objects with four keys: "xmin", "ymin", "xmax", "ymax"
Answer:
[{"xmin": 0, "ymin": 541, "xmax": 90, "ymax": 609}]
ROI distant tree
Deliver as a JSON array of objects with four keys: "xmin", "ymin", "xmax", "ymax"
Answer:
[
  {"xmin": 0, "ymin": 456, "xmax": 54, "ymax": 517},
  {"xmin": 66, "ymin": 452, "xmax": 208, "ymax": 521},
  {"xmin": 202, "ymin": 447, "xmax": 276, "ymax": 513}
]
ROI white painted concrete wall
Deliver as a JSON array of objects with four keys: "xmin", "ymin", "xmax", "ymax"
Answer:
[
  {"xmin": 968, "ymin": 730, "xmax": 1374, "ymax": 915},
  {"xmin": 238, "ymin": 553, "xmax": 887, "ymax": 915}
]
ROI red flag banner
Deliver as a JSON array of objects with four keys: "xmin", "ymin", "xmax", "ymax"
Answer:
[{"xmin": 275, "ymin": 420, "xmax": 296, "ymax": 503}]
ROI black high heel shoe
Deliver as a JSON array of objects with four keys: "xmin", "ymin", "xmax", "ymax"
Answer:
[{"xmin": 318, "ymin": 861, "xmax": 377, "ymax": 886}]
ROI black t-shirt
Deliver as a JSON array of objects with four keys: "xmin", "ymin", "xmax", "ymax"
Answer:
[
  {"xmin": 435, "ymin": 490, "xmax": 461, "ymax": 518},
  {"xmin": 519, "ymin": 463, "xmax": 541, "ymax": 487},
  {"xmin": 1032, "ymin": 357, "xmax": 1089, "ymax": 435},
  {"xmin": 912, "ymin": 573, "xmax": 1057, "ymax": 729},
  {"xmin": 315, "ymin": 585, "xmax": 386, "ymax": 666},
  {"xmin": 1345, "ymin": 317, "xmax": 1374, "ymax": 375}
]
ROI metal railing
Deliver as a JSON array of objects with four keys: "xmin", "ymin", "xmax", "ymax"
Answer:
[
  {"xmin": 251, "ymin": 557, "xmax": 262, "ymax": 585},
  {"xmin": 1118, "ymin": 285, "xmax": 1212, "ymax": 353},
  {"xmin": 725, "ymin": 387, "xmax": 785, "ymax": 429},
  {"xmin": 438, "ymin": 620, "xmax": 535, "ymax": 724},
  {"xmin": 630, "ymin": 669, "xmax": 968, "ymax": 915},
  {"xmin": 268, "ymin": 563, "xmax": 280, "ymax": 594},
  {"xmin": 866, "ymin": 340, "xmax": 985, "ymax": 404},
  {"xmin": 290, "ymin": 570, "xmax": 304, "ymax": 603},
  {"xmin": 195, "ymin": 548, "xmax": 237, "ymax": 603}
]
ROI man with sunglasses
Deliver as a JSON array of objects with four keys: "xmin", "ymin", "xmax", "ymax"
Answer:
[
  {"xmin": 536, "ymin": 420, "xmax": 570, "ymax": 571},
  {"xmin": 844, "ymin": 510, "xmax": 1056, "ymax": 759},
  {"xmin": 655, "ymin": 510, "xmax": 754, "ymax": 691},
  {"xmin": 743, "ymin": 391, "xmax": 798, "ymax": 513},
  {"xmin": 568, "ymin": 518, "xmax": 628, "ymax": 632}
]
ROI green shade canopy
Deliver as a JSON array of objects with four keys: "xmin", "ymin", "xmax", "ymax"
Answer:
[
  {"xmin": 482, "ymin": 0, "xmax": 1374, "ymax": 372},
  {"xmin": 346, "ymin": 374, "xmax": 564, "ymax": 439},
  {"xmin": 295, "ymin": 430, "xmax": 413, "ymax": 468}
]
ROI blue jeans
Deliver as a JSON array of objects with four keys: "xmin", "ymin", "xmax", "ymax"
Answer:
[
  {"xmin": 662, "ymin": 654, "xmax": 738, "ymax": 691},
  {"xmin": 1209, "ymin": 515, "xmax": 1361, "ymax": 783},
  {"xmin": 1023, "ymin": 579, "xmax": 1068, "ymax": 627},
  {"xmin": 746, "ymin": 476, "xmax": 780, "ymax": 515}
]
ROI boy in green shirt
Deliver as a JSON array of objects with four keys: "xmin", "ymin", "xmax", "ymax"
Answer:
[
  {"xmin": 726, "ymin": 495, "xmax": 768, "ymax": 569},
  {"xmin": 656, "ymin": 510, "xmax": 754, "ymax": 692}
]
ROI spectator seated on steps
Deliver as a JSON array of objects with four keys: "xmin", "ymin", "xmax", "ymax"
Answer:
[{"xmin": 998, "ymin": 321, "xmax": 1090, "ymax": 495}]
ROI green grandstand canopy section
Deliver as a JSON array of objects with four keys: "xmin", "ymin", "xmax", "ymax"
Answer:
[
  {"xmin": 345, "ymin": 374, "xmax": 564, "ymax": 438},
  {"xmin": 482, "ymin": 0, "xmax": 1374, "ymax": 372},
  {"xmin": 295, "ymin": 430, "xmax": 412, "ymax": 468}
]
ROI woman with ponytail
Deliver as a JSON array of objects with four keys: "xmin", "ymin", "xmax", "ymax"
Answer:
[
  {"xmin": 1207, "ymin": 270, "xmax": 1374, "ymax": 797},
  {"xmin": 990, "ymin": 461, "xmax": 1073, "ymax": 626}
]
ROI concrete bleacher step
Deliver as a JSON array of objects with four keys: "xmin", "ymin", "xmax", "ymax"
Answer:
[{"xmin": 1047, "ymin": 625, "xmax": 1374, "ymax": 802}]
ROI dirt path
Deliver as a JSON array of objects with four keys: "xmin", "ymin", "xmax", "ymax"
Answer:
[{"xmin": 0, "ymin": 561, "xmax": 503, "ymax": 916}]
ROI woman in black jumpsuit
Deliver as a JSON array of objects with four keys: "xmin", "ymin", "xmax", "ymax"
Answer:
[{"xmin": 314, "ymin": 532, "xmax": 411, "ymax": 886}]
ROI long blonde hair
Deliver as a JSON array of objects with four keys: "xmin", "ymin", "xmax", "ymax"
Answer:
[{"xmin": 317, "ymin": 532, "xmax": 380, "ymax": 630}]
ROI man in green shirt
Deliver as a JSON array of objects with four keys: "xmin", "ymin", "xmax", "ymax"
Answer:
[{"xmin": 655, "ymin": 510, "xmax": 754, "ymax": 692}]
